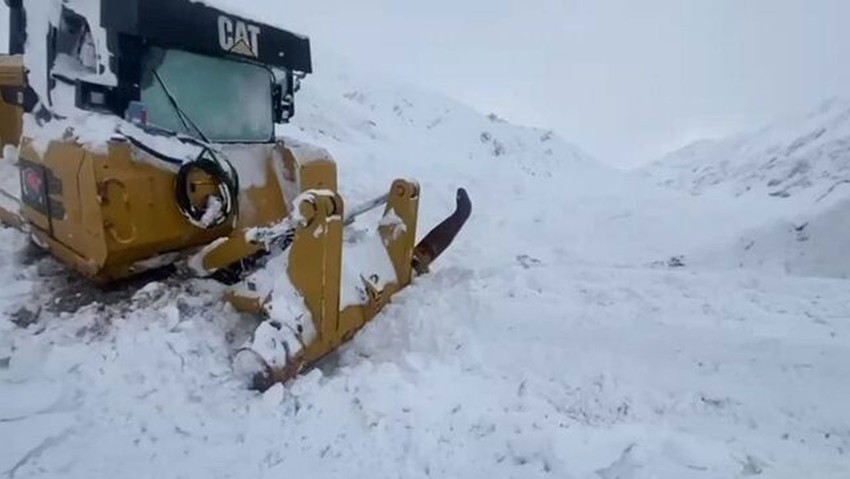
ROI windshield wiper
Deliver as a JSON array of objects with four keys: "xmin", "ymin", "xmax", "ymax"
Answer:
[{"xmin": 152, "ymin": 70, "xmax": 211, "ymax": 144}]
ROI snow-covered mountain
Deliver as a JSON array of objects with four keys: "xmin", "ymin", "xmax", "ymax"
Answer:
[
  {"xmin": 642, "ymin": 99, "xmax": 850, "ymax": 278},
  {"xmin": 645, "ymin": 98, "xmax": 850, "ymax": 202},
  {"xmin": 281, "ymin": 49, "xmax": 607, "ymax": 225},
  {"xmin": 1, "ymin": 47, "xmax": 849, "ymax": 479}
]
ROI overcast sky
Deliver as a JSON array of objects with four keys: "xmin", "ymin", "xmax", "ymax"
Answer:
[{"xmin": 4, "ymin": 1, "xmax": 850, "ymax": 167}]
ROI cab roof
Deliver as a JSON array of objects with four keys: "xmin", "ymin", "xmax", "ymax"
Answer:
[{"xmin": 102, "ymin": 0, "xmax": 313, "ymax": 73}]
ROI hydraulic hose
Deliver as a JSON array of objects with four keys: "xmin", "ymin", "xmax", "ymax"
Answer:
[
  {"xmin": 174, "ymin": 153, "xmax": 239, "ymax": 228},
  {"xmin": 124, "ymin": 134, "xmax": 239, "ymax": 229}
]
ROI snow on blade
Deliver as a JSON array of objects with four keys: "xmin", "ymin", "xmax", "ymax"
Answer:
[{"xmin": 340, "ymin": 227, "xmax": 398, "ymax": 309}]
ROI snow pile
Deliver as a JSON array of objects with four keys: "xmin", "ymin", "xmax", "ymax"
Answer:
[
  {"xmin": 2, "ymin": 229, "xmax": 849, "ymax": 478},
  {"xmin": 241, "ymin": 251, "xmax": 315, "ymax": 372},
  {"xmin": 642, "ymin": 98, "xmax": 850, "ymax": 277},
  {"xmin": 279, "ymin": 51, "xmax": 606, "ymax": 235},
  {"xmin": 696, "ymin": 194, "xmax": 850, "ymax": 278}
]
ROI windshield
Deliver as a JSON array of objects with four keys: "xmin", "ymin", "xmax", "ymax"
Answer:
[{"xmin": 140, "ymin": 48, "xmax": 274, "ymax": 142}]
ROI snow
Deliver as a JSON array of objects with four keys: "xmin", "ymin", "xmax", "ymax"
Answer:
[
  {"xmin": 0, "ymin": 20, "xmax": 849, "ymax": 479},
  {"xmin": 130, "ymin": 252, "xmax": 182, "ymax": 275},
  {"xmin": 19, "ymin": 0, "xmax": 113, "ymax": 111},
  {"xmin": 285, "ymin": 138, "xmax": 332, "ymax": 165},
  {"xmin": 378, "ymin": 208, "xmax": 407, "ymax": 242},
  {"xmin": 51, "ymin": 54, "xmax": 99, "ymax": 85},
  {"xmin": 219, "ymin": 144, "xmax": 273, "ymax": 188},
  {"xmin": 20, "ymin": 0, "xmax": 60, "ymax": 105},
  {"xmin": 230, "ymin": 250, "xmax": 315, "ymax": 372},
  {"xmin": 2, "ymin": 255, "xmax": 848, "ymax": 477},
  {"xmin": 23, "ymin": 111, "xmax": 122, "ymax": 157},
  {"xmin": 199, "ymin": 195, "xmax": 224, "ymax": 228},
  {"xmin": 118, "ymin": 124, "xmax": 204, "ymax": 167},
  {"xmin": 60, "ymin": 0, "xmax": 117, "ymax": 87},
  {"xmin": 340, "ymin": 226, "xmax": 398, "ymax": 309},
  {"xmin": 642, "ymin": 98, "xmax": 850, "ymax": 279},
  {"xmin": 0, "ymin": 147, "xmax": 21, "ymax": 217},
  {"xmin": 20, "ymin": 0, "xmax": 117, "ymax": 100},
  {"xmin": 0, "ymin": 412, "xmax": 75, "ymax": 475},
  {"xmin": 643, "ymin": 98, "xmax": 850, "ymax": 202},
  {"xmin": 186, "ymin": 237, "xmax": 228, "ymax": 276}
]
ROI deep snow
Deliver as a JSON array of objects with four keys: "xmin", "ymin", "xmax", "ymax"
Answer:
[
  {"xmin": 1, "ymin": 50, "xmax": 849, "ymax": 479},
  {"xmin": 643, "ymin": 98, "xmax": 850, "ymax": 278}
]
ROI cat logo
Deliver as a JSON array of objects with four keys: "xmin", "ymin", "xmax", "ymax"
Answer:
[{"xmin": 218, "ymin": 15, "xmax": 261, "ymax": 58}]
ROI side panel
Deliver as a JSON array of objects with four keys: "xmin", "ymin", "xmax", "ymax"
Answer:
[
  {"xmin": 43, "ymin": 142, "xmax": 93, "ymax": 259},
  {"xmin": 93, "ymin": 142, "xmax": 229, "ymax": 279},
  {"xmin": 19, "ymin": 138, "xmax": 232, "ymax": 281}
]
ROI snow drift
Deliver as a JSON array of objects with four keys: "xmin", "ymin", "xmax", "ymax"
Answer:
[{"xmin": 643, "ymin": 98, "xmax": 850, "ymax": 278}]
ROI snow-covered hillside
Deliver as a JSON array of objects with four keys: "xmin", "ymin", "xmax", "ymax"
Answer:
[
  {"xmin": 644, "ymin": 98, "xmax": 850, "ymax": 202},
  {"xmin": 1, "ymin": 50, "xmax": 849, "ymax": 479},
  {"xmin": 643, "ymin": 99, "xmax": 850, "ymax": 277}
]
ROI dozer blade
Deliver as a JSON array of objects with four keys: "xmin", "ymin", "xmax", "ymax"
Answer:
[{"xmin": 228, "ymin": 182, "xmax": 471, "ymax": 390}]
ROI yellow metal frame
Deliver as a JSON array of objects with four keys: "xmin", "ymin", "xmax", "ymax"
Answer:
[{"xmin": 228, "ymin": 178, "xmax": 421, "ymax": 386}]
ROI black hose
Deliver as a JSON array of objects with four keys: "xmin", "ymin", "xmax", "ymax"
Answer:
[
  {"xmin": 174, "ymin": 153, "xmax": 239, "ymax": 228},
  {"xmin": 125, "ymin": 134, "xmax": 239, "ymax": 229}
]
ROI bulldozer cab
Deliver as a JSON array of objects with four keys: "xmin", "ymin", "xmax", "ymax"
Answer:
[
  {"xmin": 1, "ymin": 0, "xmax": 308, "ymax": 154},
  {"xmin": 27, "ymin": 0, "xmax": 309, "ymax": 136}
]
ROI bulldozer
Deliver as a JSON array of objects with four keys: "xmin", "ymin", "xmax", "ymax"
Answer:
[{"xmin": 0, "ymin": 0, "xmax": 470, "ymax": 389}]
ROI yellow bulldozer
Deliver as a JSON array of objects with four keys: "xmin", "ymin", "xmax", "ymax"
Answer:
[{"xmin": 0, "ymin": 0, "xmax": 470, "ymax": 389}]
